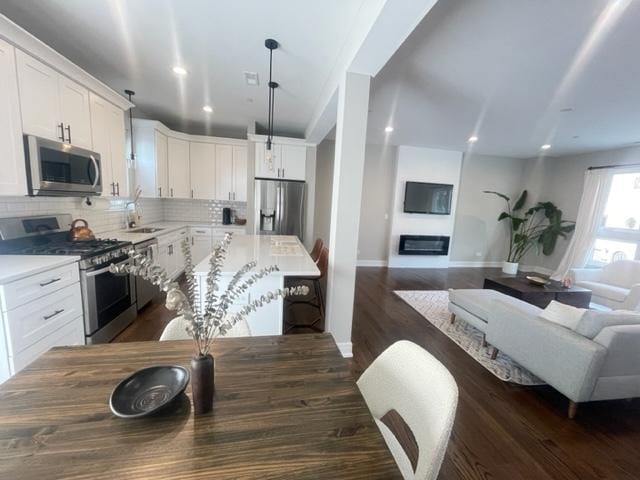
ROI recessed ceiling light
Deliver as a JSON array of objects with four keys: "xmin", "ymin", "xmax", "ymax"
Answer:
[
  {"xmin": 468, "ymin": 136, "xmax": 479, "ymax": 143},
  {"xmin": 202, "ymin": 105, "xmax": 213, "ymax": 113},
  {"xmin": 541, "ymin": 144, "xmax": 551, "ymax": 150},
  {"xmin": 172, "ymin": 66, "xmax": 188, "ymax": 76},
  {"xmin": 385, "ymin": 126, "xmax": 394, "ymax": 133}
]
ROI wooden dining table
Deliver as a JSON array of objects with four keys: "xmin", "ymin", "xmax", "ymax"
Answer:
[{"xmin": 0, "ymin": 333, "xmax": 402, "ymax": 479}]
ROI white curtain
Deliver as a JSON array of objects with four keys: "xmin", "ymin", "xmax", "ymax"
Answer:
[{"xmin": 551, "ymin": 169, "xmax": 613, "ymax": 280}]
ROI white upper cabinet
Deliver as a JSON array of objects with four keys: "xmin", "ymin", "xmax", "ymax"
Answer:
[
  {"xmin": 190, "ymin": 142, "xmax": 216, "ymax": 199},
  {"xmin": 255, "ymin": 142, "xmax": 306, "ymax": 181},
  {"xmin": 58, "ymin": 76, "xmax": 92, "ymax": 149},
  {"xmin": 108, "ymin": 104, "xmax": 127, "ymax": 197},
  {"xmin": 132, "ymin": 120, "xmax": 168, "ymax": 199},
  {"xmin": 0, "ymin": 39, "xmax": 27, "ymax": 196},
  {"xmin": 280, "ymin": 145, "xmax": 306, "ymax": 181},
  {"xmin": 155, "ymin": 131, "xmax": 169, "ymax": 197},
  {"xmin": 167, "ymin": 137, "xmax": 190, "ymax": 198},
  {"xmin": 133, "ymin": 119, "xmax": 248, "ymax": 202},
  {"xmin": 15, "ymin": 50, "xmax": 60, "ymax": 141},
  {"xmin": 233, "ymin": 145, "xmax": 248, "ymax": 202},
  {"xmin": 16, "ymin": 50, "xmax": 92, "ymax": 149},
  {"xmin": 215, "ymin": 144, "xmax": 233, "ymax": 201},
  {"xmin": 90, "ymin": 93, "xmax": 127, "ymax": 197}
]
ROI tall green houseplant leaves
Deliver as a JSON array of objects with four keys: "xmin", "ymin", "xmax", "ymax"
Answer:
[{"xmin": 484, "ymin": 190, "xmax": 576, "ymax": 263}]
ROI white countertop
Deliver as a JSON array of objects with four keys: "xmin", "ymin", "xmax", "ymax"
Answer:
[
  {"xmin": 0, "ymin": 255, "xmax": 80, "ymax": 284},
  {"xmin": 102, "ymin": 221, "xmax": 247, "ymax": 244},
  {"xmin": 194, "ymin": 235, "xmax": 320, "ymax": 276}
]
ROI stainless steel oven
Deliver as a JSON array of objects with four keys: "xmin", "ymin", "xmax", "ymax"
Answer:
[
  {"xmin": 80, "ymin": 255, "xmax": 137, "ymax": 344},
  {"xmin": 24, "ymin": 135, "xmax": 102, "ymax": 196}
]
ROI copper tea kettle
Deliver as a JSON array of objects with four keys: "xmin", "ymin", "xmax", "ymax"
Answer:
[{"xmin": 68, "ymin": 219, "xmax": 95, "ymax": 241}]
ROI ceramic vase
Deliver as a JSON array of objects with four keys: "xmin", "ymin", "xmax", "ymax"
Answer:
[{"xmin": 190, "ymin": 354, "xmax": 214, "ymax": 414}]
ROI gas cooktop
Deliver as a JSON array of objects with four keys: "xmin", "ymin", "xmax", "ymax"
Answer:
[{"xmin": 1, "ymin": 237, "xmax": 130, "ymax": 257}]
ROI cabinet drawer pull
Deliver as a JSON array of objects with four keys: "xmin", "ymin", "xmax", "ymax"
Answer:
[
  {"xmin": 39, "ymin": 278, "xmax": 61, "ymax": 287},
  {"xmin": 58, "ymin": 123, "xmax": 65, "ymax": 141},
  {"xmin": 159, "ymin": 187, "xmax": 162, "ymax": 197},
  {"xmin": 171, "ymin": 188, "xmax": 174, "ymax": 197},
  {"xmin": 116, "ymin": 182, "xmax": 120, "ymax": 196},
  {"xmin": 43, "ymin": 309, "xmax": 65, "ymax": 320},
  {"xmin": 195, "ymin": 230, "xmax": 206, "ymax": 234},
  {"xmin": 65, "ymin": 125, "xmax": 71, "ymax": 144}
]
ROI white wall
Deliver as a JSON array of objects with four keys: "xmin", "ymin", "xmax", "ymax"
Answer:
[
  {"xmin": 388, "ymin": 146, "xmax": 462, "ymax": 268},
  {"xmin": 450, "ymin": 153, "xmax": 528, "ymax": 265},
  {"xmin": 313, "ymin": 140, "xmax": 335, "ymax": 247},
  {"xmin": 357, "ymin": 144, "xmax": 396, "ymax": 264}
]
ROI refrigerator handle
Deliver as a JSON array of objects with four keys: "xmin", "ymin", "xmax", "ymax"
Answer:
[{"xmin": 277, "ymin": 183, "xmax": 283, "ymax": 234}]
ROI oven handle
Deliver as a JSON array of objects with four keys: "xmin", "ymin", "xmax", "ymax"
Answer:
[
  {"xmin": 90, "ymin": 155, "xmax": 100, "ymax": 188},
  {"xmin": 84, "ymin": 258, "xmax": 130, "ymax": 278}
]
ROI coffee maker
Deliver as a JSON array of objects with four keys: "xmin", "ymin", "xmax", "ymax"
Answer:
[{"xmin": 222, "ymin": 207, "xmax": 232, "ymax": 225}]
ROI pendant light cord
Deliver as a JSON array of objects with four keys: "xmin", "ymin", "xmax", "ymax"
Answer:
[{"xmin": 125, "ymin": 89, "xmax": 136, "ymax": 162}]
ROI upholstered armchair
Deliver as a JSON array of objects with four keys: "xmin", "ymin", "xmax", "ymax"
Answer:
[{"xmin": 570, "ymin": 260, "xmax": 640, "ymax": 310}]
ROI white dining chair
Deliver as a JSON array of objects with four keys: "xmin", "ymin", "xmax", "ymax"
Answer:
[
  {"xmin": 357, "ymin": 341, "xmax": 459, "ymax": 480},
  {"xmin": 159, "ymin": 316, "xmax": 251, "ymax": 341}
]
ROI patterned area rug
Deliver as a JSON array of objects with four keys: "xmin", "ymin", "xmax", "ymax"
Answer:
[{"xmin": 394, "ymin": 290, "xmax": 544, "ymax": 386}]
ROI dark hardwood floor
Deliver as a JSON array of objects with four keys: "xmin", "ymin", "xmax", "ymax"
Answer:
[{"xmin": 114, "ymin": 267, "xmax": 640, "ymax": 480}]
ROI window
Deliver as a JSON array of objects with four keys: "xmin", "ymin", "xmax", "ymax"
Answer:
[{"xmin": 588, "ymin": 171, "xmax": 640, "ymax": 266}]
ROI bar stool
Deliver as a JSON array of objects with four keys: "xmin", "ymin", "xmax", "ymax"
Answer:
[
  {"xmin": 309, "ymin": 238, "xmax": 324, "ymax": 263},
  {"xmin": 284, "ymin": 247, "xmax": 328, "ymax": 333}
]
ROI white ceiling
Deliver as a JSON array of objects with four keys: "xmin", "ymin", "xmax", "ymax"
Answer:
[
  {"xmin": 0, "ymin": 0, "xmax": 367, "ymax": 138},
  {"xmin": 367, "ymin": 0, "xmax": 640, "ymax": 158}
]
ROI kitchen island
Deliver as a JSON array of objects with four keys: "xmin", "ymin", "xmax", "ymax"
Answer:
[{"xmin": 194, "ymin": 235, "xmax": 319, "ymax": 335}]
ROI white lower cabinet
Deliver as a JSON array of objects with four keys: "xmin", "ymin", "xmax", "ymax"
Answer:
[
  {"xmin": 0, "ymin": 262, "xmax": 84, "ymax": 383},
  {"xmin": 157, "ymin": 229, "xmax": 189, "ymax": 279}
]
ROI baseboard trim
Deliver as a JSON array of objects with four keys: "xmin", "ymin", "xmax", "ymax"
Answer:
[
  {"xmin": 336, "ymin": 342, "xmax": 353, "ymax": 358},
  {"xmin": 448, "ymin": 261, "xmax": 503, "ymax": 268},
  {"xmin": 357, "ymin": 259, "xmax": 388, "ymax": 267}
]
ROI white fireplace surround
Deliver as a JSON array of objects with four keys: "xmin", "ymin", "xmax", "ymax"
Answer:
[{"xmin": 388, "ymin": 146, "xmax": 462, "ymax": 268}]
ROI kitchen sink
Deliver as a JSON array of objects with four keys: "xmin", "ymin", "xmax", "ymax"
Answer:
[{"xmin": 129, "ymin": 227, "xmax": 164, "ymax": 233}]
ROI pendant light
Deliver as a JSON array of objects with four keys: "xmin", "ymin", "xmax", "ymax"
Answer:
[
  {"xmin": 265, "ymin": 39, "xmax": 279, "ymax": 164},
  {"xmin": 124, "ymin": 89, "xmax": 136, "ymax": 166}
]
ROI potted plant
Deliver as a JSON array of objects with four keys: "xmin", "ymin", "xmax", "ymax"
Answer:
[
  {"xmin": 110, "ymin": 232, "xmax": 308, "ymax": 414},
  {"xmin": 484, "ymin": 190, "xmax": 575, "ymax": 274}
]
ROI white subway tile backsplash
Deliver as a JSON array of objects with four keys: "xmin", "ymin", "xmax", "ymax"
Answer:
[{"xmin": 0, "ymin": 196, "xmax": 245, "ymax": 234}]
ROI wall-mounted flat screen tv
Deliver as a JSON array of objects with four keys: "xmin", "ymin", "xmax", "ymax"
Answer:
[{"xmin": 403, "ymin": 181, "xmax": 453, "ymax": 215}]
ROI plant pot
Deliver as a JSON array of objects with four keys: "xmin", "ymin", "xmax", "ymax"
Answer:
[
  {"xmin": 190, "ymin": 354, "xmax": 214, "ymax": 415},
  {"xmin": 502, "ymin": 261, "xmax": 519, "ymax": 275}
]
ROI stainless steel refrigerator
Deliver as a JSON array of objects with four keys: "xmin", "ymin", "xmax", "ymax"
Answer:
[{"xmin": 255, "ymin": 179, "xmax": 306, "ymax": 241}]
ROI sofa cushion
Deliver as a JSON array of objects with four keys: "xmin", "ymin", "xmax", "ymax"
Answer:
[
  {"xmin": 539, "ymin": 300, "xmax": 587, "ymax": 330},
  {"xmin": 577, "ymin": 281, "xmax": 629, "ymax": 303},
  {"xmin": 575, "ymin": 310, "xmax": 640, "ymax": 339},
  {"xmin": 448, "ymin": 288, "xmax": 541, "ymax": 322}
]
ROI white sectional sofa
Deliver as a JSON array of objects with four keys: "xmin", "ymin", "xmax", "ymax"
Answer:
[{"xmin": 448, "ymin": 288, "xmax": 640, "ymax": 418}]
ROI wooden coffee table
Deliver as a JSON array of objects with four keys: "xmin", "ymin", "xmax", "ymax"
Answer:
[{"xmin": 483, "ymin": 274, "xmax": 592, "ymax": 309}]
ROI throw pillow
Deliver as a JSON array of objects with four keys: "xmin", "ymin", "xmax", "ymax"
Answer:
[
  {"xmin": 539, "ymin": 300, "xmax": 586, "ymax": 331},
  {"xmin": 575, "ymin": 309, "xmax": 640, "ymax": 339}
]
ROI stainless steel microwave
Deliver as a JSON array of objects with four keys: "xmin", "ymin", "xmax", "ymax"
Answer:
[{"xmin": 24, "ymin": 135, "xmax": 102, "ymax": 196}]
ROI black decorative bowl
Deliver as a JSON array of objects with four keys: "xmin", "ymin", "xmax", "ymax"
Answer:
[{"xmin": 110, "ymin": 366, "xmax": 190, "ymax": 418}]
